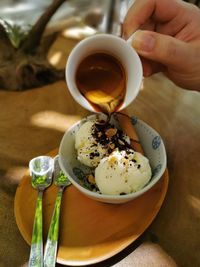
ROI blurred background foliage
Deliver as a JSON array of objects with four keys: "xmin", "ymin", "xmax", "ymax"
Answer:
[{"xmin": 0, "ymin": 0, "xmax": 199, "ymax": 37}]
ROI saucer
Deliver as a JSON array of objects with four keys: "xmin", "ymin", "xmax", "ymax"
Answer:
[{"xmin": 14, "ymin": 149, "xmax": 168, "ymax": 266}]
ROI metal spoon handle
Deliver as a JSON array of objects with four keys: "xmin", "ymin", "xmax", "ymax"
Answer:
[
  {"xmin": 44, "ymin": 188, "xmax": 63, "ymax": 267},
  {"xmin": 28, "ymin": 190, "xmax": 43, "ymax": 267}
]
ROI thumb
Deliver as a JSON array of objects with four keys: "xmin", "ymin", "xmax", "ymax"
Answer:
[{"xmin": 131, "ymin": 30, "xmax": 192, "ymax": 68}]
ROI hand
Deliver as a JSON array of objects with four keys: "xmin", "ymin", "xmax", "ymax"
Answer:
[{"xmin": 123, "ymin": 0, "xmax": 200, "ymax": 91}]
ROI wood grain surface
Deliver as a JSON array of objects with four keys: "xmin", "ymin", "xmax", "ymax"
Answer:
[{"xmin": 0, "ymin": 34, "xmax": 199, "ymax": 267}]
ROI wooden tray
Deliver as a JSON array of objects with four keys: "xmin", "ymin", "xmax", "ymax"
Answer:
[{"xmin": 14, "ymin": 150, "xmax": 169, "ymax": 266}]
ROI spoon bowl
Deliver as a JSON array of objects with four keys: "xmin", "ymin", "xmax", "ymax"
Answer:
[{"xmin": 30, "ymin": 156, "xmax": 53, "ymax": 190}]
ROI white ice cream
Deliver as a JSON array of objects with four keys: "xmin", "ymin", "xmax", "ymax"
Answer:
[
  {"xmin": 75, "ymin": 120, "xmax": 107, "ymax": 167},
  {"xmin": 95, "ymin": 149, "xmax": 152, "ymax": 195}
]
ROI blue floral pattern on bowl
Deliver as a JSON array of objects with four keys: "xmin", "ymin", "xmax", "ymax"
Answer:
[
  {"xmin": 73, "ymin": 167, "xmax": 85, "ymax": 180},
  {"xmin": 131, "ymin": 116, "xmax": 138, "ymax": 125},
  {"xmin": 73, "ymin": 167, "xmax": 97, "ymax": 191},
  {"xmin": 152, "ymin": 136, "xmax": 161, "ymax": 150},
  {"xmin": 153, "ymin": 164, "xmax": 162, "ymax": 176}
]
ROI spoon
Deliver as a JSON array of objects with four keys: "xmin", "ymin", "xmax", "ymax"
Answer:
[
  {"xmin": 44, "ymin": 155, "xmax": 71, "ymax": 267},
  {"xmin": 28, "ymin": 156, "xmax": 54, "ymax": 267}
]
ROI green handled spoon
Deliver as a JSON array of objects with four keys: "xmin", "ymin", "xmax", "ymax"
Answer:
[
  {"xmin": 44, "ymin": 155, "xmax": 71, "ymax": 267},
  {"xmin": 28, "ymin": 156, "xmax": 54, "ymax": 267}
]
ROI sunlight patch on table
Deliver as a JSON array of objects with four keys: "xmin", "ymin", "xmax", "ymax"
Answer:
[
  {"xmin": 31, "ymin": 111, "xmax": 81, "ymax": 132},
  {"xmin": 62, "ymin": 25, "xmax": 96, "ymax": 40},
  {"xmin": 188, "ymin": 195, "xmax": 200, "ymax": 213},
  {"xmin": 6, "ymin": 166, "xmax": 28, "ymax": 183},
  {"xmin": 21, "ymin": 261, "xmax": 28, "ymax": 267},
  {"xmin": 48, "ymin": 51, "xmax": 63, "ymax": 65}
]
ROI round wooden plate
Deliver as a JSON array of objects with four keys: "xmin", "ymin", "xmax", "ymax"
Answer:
[{"xmin": 14, "ymin": 150, "xmax": 169, "ymax": 266}]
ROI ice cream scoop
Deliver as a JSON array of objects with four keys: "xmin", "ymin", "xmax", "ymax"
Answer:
[
  {"xmin": 75, "ymin": 119, "xmax": 130, "ymax": 168},
  {"xmin": 95, "ymin": 149, "xmax": 152, "ymax": 195},
  {"xmin": 75, "ymin": 120, "xmax": 107, "ymax": 167}
]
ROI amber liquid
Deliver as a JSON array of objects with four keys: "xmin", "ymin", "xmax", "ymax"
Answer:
[{"xmin": 75, "ymin": 52, "xmax": 126, "ymax": 115}]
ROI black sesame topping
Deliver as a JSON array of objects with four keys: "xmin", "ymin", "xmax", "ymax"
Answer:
[
  {"xmin": 89, "ymin": 151, "xmax": 100, "ymax": 159},
  {"xmin": 91, "ymin": 119, "xmax": 132, "ymax": 153}
]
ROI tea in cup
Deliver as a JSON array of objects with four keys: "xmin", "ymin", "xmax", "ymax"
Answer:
[{"xmin": 65, "ymin": 33, "xmax": 142, "ymax": 114}]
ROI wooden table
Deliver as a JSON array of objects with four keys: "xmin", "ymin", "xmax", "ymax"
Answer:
[{"xmin": 0, "ymin": 35, "xmax": 199, "ymax": 267}]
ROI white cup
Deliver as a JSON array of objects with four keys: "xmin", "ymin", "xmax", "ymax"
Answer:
[{"xmin": 65, "ymin": 33, "xmax": 143, "ymax": 112}]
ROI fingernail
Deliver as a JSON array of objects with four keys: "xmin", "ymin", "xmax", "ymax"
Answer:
[
  {"xmin": 122, "ymin": 30, "xmax": 128, "ymax": 40},
  {"xmin": 132, "ymin": 31, "xmax": 155, "ymax": 52}
]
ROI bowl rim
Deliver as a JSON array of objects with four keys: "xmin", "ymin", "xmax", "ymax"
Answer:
[{"xmin": 59, "ymin": 114, "xmax": 167, "ymax": 200}]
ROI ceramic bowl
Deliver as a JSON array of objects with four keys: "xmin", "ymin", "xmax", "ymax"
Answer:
[{"xmin": 59, "ymin": 114, "xmax": 167, "ymax": 204}]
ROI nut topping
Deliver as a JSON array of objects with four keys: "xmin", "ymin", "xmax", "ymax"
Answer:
[
  {"xmin": 118, "ymin": 139, "xmax": 125, "ymax": 145},
  {"xmin": 87, "ymin": 174, "xmax": 96, "ymax": 185},
  {"xmin": 109, "ymin": 143, "xmax": 115, "ymax": 150},
  {"xmin": 105, "ymin": 128, "xmax": 117, "ymax": 138}
]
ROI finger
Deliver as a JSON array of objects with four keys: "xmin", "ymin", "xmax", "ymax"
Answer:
[
  {"xmin": 155, "ymin": 3, "xmax": 195, "ymax": 38},
  {"xmin": 156, "ymin": 16, "xmax": 186, "ymax": 37},
  {"xmin": 123, "ymin": 0, "xmax": 156, "ymax": 39},
  {"xmin": 140, "ymin": 57, "xmax": 165, "ymax": 77},
  {"xmin": 123, "ymin": 0, "xmax": 180, "ymax": 39},
  {"xmin": 131, "ymin": 30, "xmax": 194, "ymax": 68},
  {"xmin": 140, "ymin": 18, "xmax": 155, "ymax": 32},
  {"xmin": 175, "ymin": 7, "xmax": 200, "ymax": 42}
]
